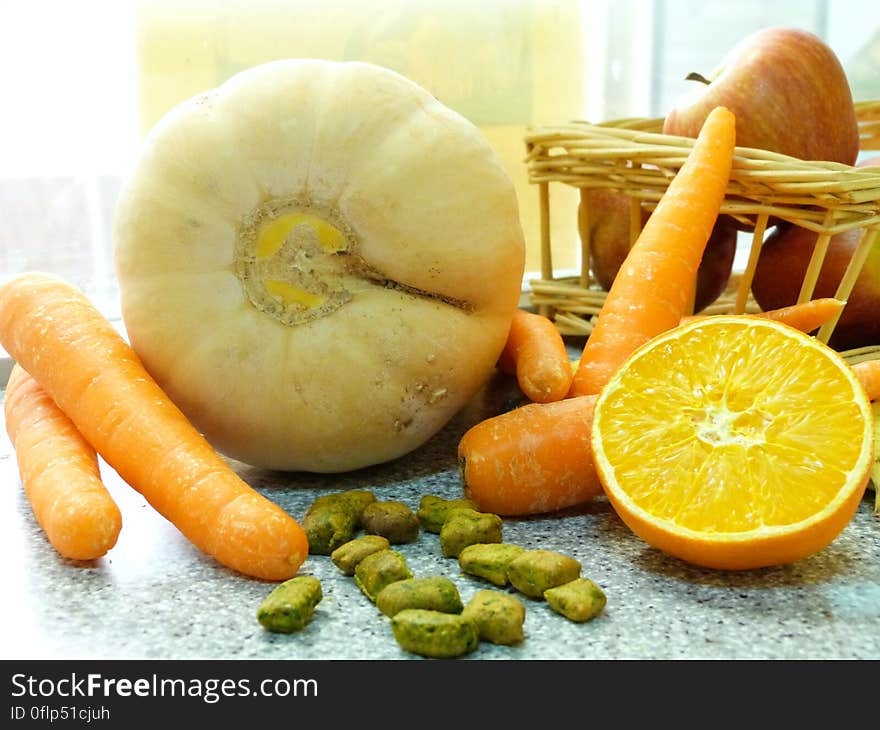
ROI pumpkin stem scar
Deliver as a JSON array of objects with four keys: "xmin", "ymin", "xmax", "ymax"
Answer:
[{"xmin": 235, "ymin": 196, "xmax": 472, "ymax": 324}]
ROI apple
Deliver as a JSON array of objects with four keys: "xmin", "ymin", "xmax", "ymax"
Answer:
[
  {"xmin": 751, "ymin": 158, "xmax": 880, "ymax": 350},
  {"xmin": 579, "ymin": 188, "xmax": 738, "ymax": 312},
  {"xmin": 663, "ymin": 27, "xmax": 859, "ymax": 166},
  {"xmin": 579, "ymin": 188, "xmax": 641, "ymax": 291}
]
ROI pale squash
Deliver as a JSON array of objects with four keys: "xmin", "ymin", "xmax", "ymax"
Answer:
[{"xmin": 113, "ymin": 59, "xmax": 525, "ymax": 473}]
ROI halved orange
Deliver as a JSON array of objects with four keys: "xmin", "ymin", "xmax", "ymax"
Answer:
[{"xmin": 591, "ymin": 315, "xmax": 874, "ymax": 570}]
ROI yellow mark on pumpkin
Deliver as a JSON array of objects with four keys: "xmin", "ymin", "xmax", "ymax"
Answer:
[
  {"xmin": 264, "ymin": 280, "xmax": 326, "ymax": 309},
  {"xmin": 256, "ymin": 212, "xmax": 347, "ymax": 259}
]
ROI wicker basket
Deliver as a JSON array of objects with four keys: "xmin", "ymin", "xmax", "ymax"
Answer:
[{"xmin": 524, "ymin": 100, "xmax": 880, "ymax": 361}]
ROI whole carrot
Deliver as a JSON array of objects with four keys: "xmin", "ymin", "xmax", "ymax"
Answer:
[
  {"xmin": 497, "ymin": 308, "xmax": 573, "ymax": 403},
  {"xmin": 569, "ymin": 106, "xmax": 736, "ymax": 396},
  {"xmin": 852, "ymin": 359, "xmax": 880, "ymax": 401},
  {"xmin": 681, "ymin": 298, "xmax": 846, "ymax": 333},
  {"xmin": 0, "ymin": 273, "xmax": 308, "ymax": 580},
  {"xmin": 4, "ymin": 364, "xmax": 122, "ymax": 561},
  {"xmin": 458, "ymin": 395, "xmax": 602, "ymax": 516}
]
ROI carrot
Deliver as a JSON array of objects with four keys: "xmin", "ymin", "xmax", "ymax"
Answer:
[
  {"xmin": 497, "ymin": 308, "xmax": 573, "ymax": 403},
  {"xmin": 852, "ymin": 359, "xmax": 880, "ymax": 401},
  {"xmin": 4, "ymin": 364, "xmax": 122, "ymax": 561},
  {"xmin": 681, "ymin": 298, "xmax": 846, "ymax": 333},
  {"xmin": 569, "ymin": 106, "xmax": 736, "ymax": 397},
  {"xmin": 571, "ymin": 297, "xmax": 852, "ymax": 378},
  {"xmin": 458, "ymin": 395, "xmax": 602, "ymax": 516},
  {"xmin": 0, "ymin": 272, "xmax": 308, "ymax": 581}
]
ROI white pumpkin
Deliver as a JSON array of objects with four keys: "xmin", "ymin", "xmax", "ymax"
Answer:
[{"xmin": 114, "ymin": 59, "xmax": 525, "ymax": 473}]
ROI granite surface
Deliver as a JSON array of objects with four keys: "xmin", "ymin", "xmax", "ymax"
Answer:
[{"xmin": 2, "ymin": 371, "xmax": 879, "ymax": 661}]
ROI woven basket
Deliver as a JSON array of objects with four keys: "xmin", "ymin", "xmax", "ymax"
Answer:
[{"xmin": 524, "ymin": 99, "xmax": 880, "ymax": 362}]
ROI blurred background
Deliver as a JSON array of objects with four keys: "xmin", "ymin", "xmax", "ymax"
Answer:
[{"xmin": 1, "ymin": 0, "xmax": 879, "ymax": 332}]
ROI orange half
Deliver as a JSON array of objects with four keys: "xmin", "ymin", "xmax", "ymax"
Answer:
[{"xmin": 591, "ymin": 315, "xmax": 873, "ymax": 570}]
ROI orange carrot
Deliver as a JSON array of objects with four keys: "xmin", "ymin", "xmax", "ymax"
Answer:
[
  {"xmin": 571, "ymin": 298, "xmax": 851, "ymax": 380},
  {"xmin": 681, "ymin": 298, "xmax": 846, "ymax": 333},
  {"xmin": 458, "ymin": 395, "xmax": 602, "ymax": 516},
  {"xmin": 569, "ymin": 106, "xmax": 736, "ymax": 397},
  {"xmin": 497, "ymin": 308, "xmax": 573, "ymax": 403},
  {"xmin": 852, "ymin": 359, "xmax": 880, "ymax": 401},
  {"xmin": 4, "ymin": 364, "xmax": 122, "ymax": 561},
  {"xmin": 0, "ymin": 272, "xmax": 308, "ymax": 581}
]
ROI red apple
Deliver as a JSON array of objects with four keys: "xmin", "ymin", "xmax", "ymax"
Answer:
[
  {"xmin": 752, "ymin": 155, "xmax": 880, "ymax": 350},
  {"xmin": 751, "ymin": 224, "xmax": 880, "ymax": 350},
  {"xmin": 663, "ymin": 27, "xmax": 859, "ymax": 166},
  {"xmin": 579, "ymin": 188, "xmax": 641, "ymax": 291},
  {"xmin": 751, "ymin": 156, "xmax": 880, "ymax": 350},
  {"xmin": 579, "ymin": 188, "xmax": 738, "ymax": 312}
]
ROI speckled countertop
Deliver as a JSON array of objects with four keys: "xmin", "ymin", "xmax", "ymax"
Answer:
[{"xmin": 2, "ymin": 368, "xmax": 879, "ymax": 661}]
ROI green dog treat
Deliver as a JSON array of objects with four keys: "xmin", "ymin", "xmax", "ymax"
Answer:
[
  {"xmin": 256, "ymin": 576, "xmax": 323, "ymax": 633},
  {"xmin": 330, "ymin": 535, "xmax": 391, "ymax": 576},
  {"xmin": 376, "ymin": 576, "xmax": 464, "ymax": 617},
  {"xmin": 302, "ymin": 490, "xmax": 377, "ymax": 555},
  {"xmin": 354, "ymin": 549, "xmax": 413, "ymax": 602},
  {"xmin": 507, "ymin": 549, "xmax": 581, "ymax": 599},
  {"xmin": 390, "ymin": 609, "xmax": 479, "ymax": 658},
  {"xmin": 362, "ymin": 501, "xmax": 420, "ymax": 544},
  {"xmin": 544, "ymin": 578, "xmax": 607, "ymax": 622},
  {"xmin": 439, "ymin": 508, "xmax": 503, "ymax": 558},
  {"xmin": 336, "ymin": 490, "xmax": 378, "ymax": 523},
  {"xmin": 462, "ymin": 589, "xmax": 526, "ymax": 645},
  {"xmin": 302, "ymin": 508, "xmax": 357, "ymax": 556},
  {"xmin": 417, "ymin": 495, "xmax": 478, "ymax": 533},
  {"xmin": 302, "ymin": 509, "xmax": 358, "ymax": 555},
  {"xmin": 458, "ymin": 543, "xmax": 526, "ymax": 586}
]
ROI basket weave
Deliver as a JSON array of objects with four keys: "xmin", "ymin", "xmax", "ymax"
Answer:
[{"xmin": 524, "ymin": 99, "xmax": 880, "ymax": 355}]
